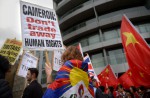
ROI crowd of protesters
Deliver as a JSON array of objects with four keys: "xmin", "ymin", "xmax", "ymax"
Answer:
[
  {"xmin": 92, "ymin": 82, "xmax": 150, "ymax": 98},
  {"xmin": 0, "ymin": 46, "xmax": 150, "ymax": 98}
]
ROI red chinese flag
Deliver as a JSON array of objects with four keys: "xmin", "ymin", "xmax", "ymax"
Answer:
[
  {"xmin": 128, "ymin": 65, "xmax": 150, "ymax": 87},
  {"xmin": 119, "ymin": 69, "xmax": 136, "ymax": 89},
  {"xmin": 121, "ymin": 15, "xmax": 150, "ymax": 87},
  {"xmin": 97, "ymin": 65, "xmax": 118, "ymax": 89},
  {"xmin": 121, "ymin": 15, "xmax": 150, "ymax": 75}
]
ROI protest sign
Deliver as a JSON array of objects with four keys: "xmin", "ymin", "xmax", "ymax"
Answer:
[
  {"xmin": 0, "ymin": 38, "xmax": 22, "ymax": 65},
  {"xmin": 17, "ymin": 52, "xmax": 38, "ymax": 78},
  {"xmin": 52, "ymin": 50, "xmax": 65, "ymax": 71},
  {"xmin": 60, "ymin": 81, "xmax": 94, "ymax": 98},
  {"xmin": 20, "ymin": 1, "xmax": 63, "ymax": 50}
]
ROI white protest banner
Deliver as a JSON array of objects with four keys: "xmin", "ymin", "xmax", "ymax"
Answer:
[
  {"xmin": 53, "ymin": 50, "xmax": 65, "ymax": 71},
  {"xmin": 17, "ymin": 52, "xmax": 38, "ymax": 78},
  {"xmin": 60, "ymin": 81, "xmax": 94, "ymax": 98},
  {"xmin": 20, "ymin": 1, "xmax": 63, "ymax": 50}
]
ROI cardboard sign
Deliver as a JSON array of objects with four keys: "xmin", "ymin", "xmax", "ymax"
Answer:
[
  {"xmin": 20, "ymin": 1, "xmax": 63, "ymax": 50},
  {"xmin": 0, "ymin": 39, "xmax": 22, "ymax": 65},
  {"xmin": 17, "ymin": 52, "xmax": 38, "ymax": 78}
]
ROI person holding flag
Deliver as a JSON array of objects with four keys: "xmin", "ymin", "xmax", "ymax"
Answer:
[{"xmin": 43, "ymin": 46, "xmax": 94, "ymax": 98}]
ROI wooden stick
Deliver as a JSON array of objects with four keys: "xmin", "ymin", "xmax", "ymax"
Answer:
[{"xmin": 45, "ymin": 50, "xmax": 50, "ymax": 64}]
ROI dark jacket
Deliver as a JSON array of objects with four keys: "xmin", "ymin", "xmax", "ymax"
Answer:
[
  {"xmin": 22, "ymin": 80, "xmax": 43, "ymax": 98},
  {"xmin": 108, "ymin": 93, "xmax": 114, "ymax": 98},
  {"xmin": 0, "ymin": 79, "xmax": 13, "ymax": 98},
  {"xmin": 95, "ymin": 87, "xmax": 104, "ymax": 98}
]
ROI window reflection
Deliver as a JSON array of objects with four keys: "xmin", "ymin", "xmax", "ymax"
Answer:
[
  {"xmin": 91, "ymin": 53, "xmax": 105, "ymax": 68},
  {"xmin": 108, "ymin": 48, "xmax": 126, "ymax": 65}
]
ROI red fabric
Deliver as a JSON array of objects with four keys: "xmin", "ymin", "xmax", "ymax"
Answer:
[
  {"xmin": 119, "ymin": 69, "xmax": 135, "ymax": 89},
  {"xmin": 128, "ymin": 66, "xmax": 150, "ymax": 87},
  {"xmin": 97, "ymin": 65, "xmax": 119, "ymax": 89},
  {"xmin": 121, "ymin": 15, "xmax": 150, "ymax": 87}
]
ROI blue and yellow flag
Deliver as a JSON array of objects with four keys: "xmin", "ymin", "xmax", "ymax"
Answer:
[{"xmin": 43, "ymin": 60, "xmax": 94, "ymax": 98}]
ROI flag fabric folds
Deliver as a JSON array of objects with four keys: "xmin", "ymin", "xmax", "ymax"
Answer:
[
  {"xmin": 42, "ymin": 60, "xmax": 94, "ymax": 98},
  {"xmin": 97, "ymin": 65, "xmax": 118, "ymax": 89},
  {"xmin": 121, "ymin": 15, "xmax": 150, "ymax": 87},
  {"xmin": 119, "ymin": 69, "xmax": 136, "ymax": 89},
  {"xmin": 84, "ymin": 54, "xmax": 100, "ymax": 85}
]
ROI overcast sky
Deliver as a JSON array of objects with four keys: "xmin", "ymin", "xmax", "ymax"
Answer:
[{"xmin": 0, "ymin": 0, "xmax": 53, "ymax": 48}]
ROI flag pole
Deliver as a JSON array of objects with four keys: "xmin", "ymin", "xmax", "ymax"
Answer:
[{"xmin": 109, "ymin": 64, "xmax": 118, "ymax": 79}]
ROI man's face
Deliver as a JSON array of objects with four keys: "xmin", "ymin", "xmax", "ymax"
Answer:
[{"xmin": 26, "ymin": 70, "xmax": 32, "ymax": 82}]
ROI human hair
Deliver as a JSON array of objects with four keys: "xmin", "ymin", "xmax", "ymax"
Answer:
[
  {"xmin": 28, "ymin": 68, "xmax": 39, "ymax": 78},
  {"xmin": 125, "ymin": 90, "xmax": 134, "ymax": 98},
  {"xmin": 108, "ymin": 86, "xmax": 114, "ymax": 93},
  {"xmin": 99, "ymin": 86, "xmax": 105, "ymax": 92},
  {"xmin": 92, "ymin": 78, "xmax": 97, "ymax": 82},
  {"xmin": 138, "ymin": 86, "xmax": 145, "ymax": 91},
  {"xmin": 117, "ymin": 84, "xmax": 123, "ymax": 89},
  {"xmin": 130, "ymin": 86, "xmax": 137, "ymax": 93},
  {"xmin": 61, "ymin": 46, "xmax": 83, "ymax": 63},
  {"xmin": 0, "ymin": 55, "xmax": 11, "ymax": 79}
]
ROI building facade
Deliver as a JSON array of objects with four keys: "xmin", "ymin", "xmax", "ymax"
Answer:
[{"xmin": 53, "ymin": 0, "xmax": 150, "ymax": 76}]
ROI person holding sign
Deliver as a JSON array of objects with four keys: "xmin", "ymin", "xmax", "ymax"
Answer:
[
  {"xmin": 0, "ymin": 55, "xmax": 13, "ymax": 98},
  {"xmin": 22, "ymin": 68, "xmax": 43, "ymax": 98},
  {"xmin": 43, "ymin": 46, "xmax": 94, "ymax": 98}
]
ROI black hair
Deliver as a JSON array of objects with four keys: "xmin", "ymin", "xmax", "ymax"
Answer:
[
  {"xmin": 138, "ymin": 86, "xmax": 145, "ymax": 91},
  {"xmin": 130, "ymin": 86, "xmax": 137, "ymax": 93},
  {"xmin": 99, "ymin": 86, "xmax": 105, "ymax": 92},
  {"xmin": 0, "ymin": 55, "xmax": 11, "ymax": 79},
  {"xmin": 117, "ymin": 84, "xmax": 123, "ymax": 89},
  {"xmin": 108, "ymin": 86, "xmax": 114, "ymax": 93},
  {"xmin": 125, "ymin": 90, "xmax": 134, "ymax": 98},
  {"xmin": 28, "ymin": 68, "xmax": 39, "ymax": 78}
]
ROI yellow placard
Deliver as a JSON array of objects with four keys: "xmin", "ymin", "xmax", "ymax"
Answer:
[{"xmin": 0, "ymin": 38, "xmax": 22, "ymax": 65}]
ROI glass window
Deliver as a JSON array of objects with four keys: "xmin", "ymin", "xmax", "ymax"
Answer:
[
  {"xmin": 103, "ymin": 30, "xmax": 119, "ymax": 41},
  {"xmin": 80, "ymin": 38, "xmax": 88, "ymax": 47},
  {"xmin": 145, "ymin": 23, "xmax": 150, "ymax": 32},
  {"xmin": 42, "ymin": 56, "xmax": 46, "ymax": 69},
  {"xmin": 117, "ymin": 28, "xmax": 121, "ymax": 37},
  {"xmin": 135, "ymin": 26, "xmax": 140, "ymax": 32},
  {"xmin": 36, "ymin": 51, "xmax": 40, "ymax": 58},
  {"xmin": 41, "ymin": 70, "xmax": 46, "ymax": 84},
  {"xmin": 108, "ymin": 49, "xmax": 126, "ymax": 65},
  {"xmin": 91, "ymin": 53, "xmax": 105, "ymax": 68},
  {"xmin": 88, "ymin": 34, "xmax": 100, "ymax": 45},
  {"xmin": 138, "ymin": 24, "xmax": 147, "ymax": 33}
]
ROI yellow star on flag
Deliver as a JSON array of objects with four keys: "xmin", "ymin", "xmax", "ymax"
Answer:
[
  {"xmin": 123, "ymin": 32, "xmax": 139, "ymax": 46},
  {"xmin": 105, "ymin": 68, "xmax": 109, "ymax": 73},
  {"xmin": 128, "ymin": 71, "xmax": 132, "ymax": 76},
  {"xmin": 139, "ymin": 72, "xmax": 144, "ymax": 78}
]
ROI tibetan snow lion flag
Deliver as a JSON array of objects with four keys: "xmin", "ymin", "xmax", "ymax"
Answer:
[{"xmin": 43, "ymin": 60, "xmax": 94, "ymax": 98}]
